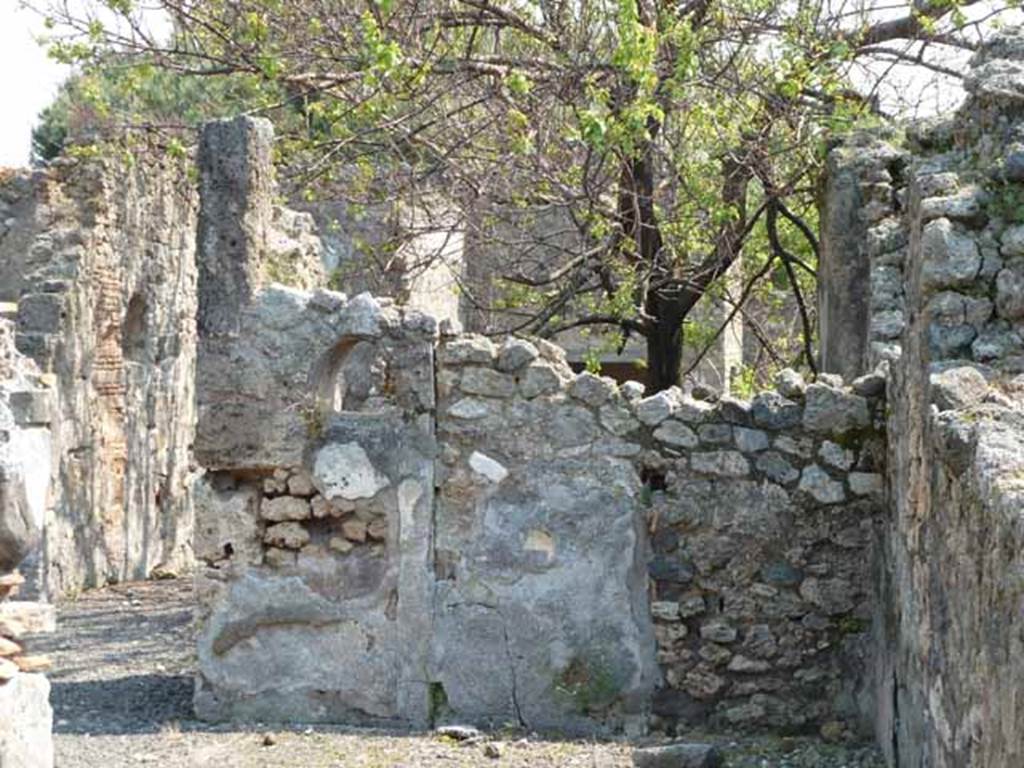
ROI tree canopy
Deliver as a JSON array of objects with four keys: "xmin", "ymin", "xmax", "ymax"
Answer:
[{"xmin": 31, "ymin": 0, "xmax": 1020, "ymax": 390}]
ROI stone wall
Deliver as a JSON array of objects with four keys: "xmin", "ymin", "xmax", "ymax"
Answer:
[
  {"xmin": 437, "ymin": 341, "xmax": 886, "ymax": 735},
  {"xmin": 193, "ymin": 117, "xmax": 886, "ymax": 735},
  {"xmin": 13, "ymin": 144, "xmax": 198, "ymax": 597},
  {"xmin": 0, "ymin": 169, "xmax": 40, "ymax": 305},
  {"xmin": 639, "ymin": 372, "xmax": 886, "ymax": 735},
  {"xmin": 193, "ymin": 117, "xmax": 441, "ymax": 725},
  {"xmin": 0, "ymin": 318, "xmax": 56, "ymax": 768},
  {"xmin": 192, "ymin": 288, "xmax": 440, "ymax": 725},
  {"xmin": 843, "ymin": 30, "xmax": 1024, "ymax": 768},
  {"xmin": 819, "ymin": 133, "xmax": 909, "ymax": 379}
]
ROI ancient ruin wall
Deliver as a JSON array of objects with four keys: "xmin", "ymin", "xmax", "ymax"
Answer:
[
  {"xmin": 0, "ymin": 169, "xmax": 40, "ymax": 305},
  {"xmin": 14, "ymin": 145, "xmax": 198, "ymax": 596},
  {"xmin": 438, "ymin": 341, "xmax": 886, "ymax": 735},
  {"xmin": 637, "ymin": 375, "xmax": 886, "ymax": 734},
  {"xmin": 434, "ymin": 335, "xmax": 660, "ymax": 732},
  {"xmin": 192, "ymin": 116, "xmax": 886, "ymax": 735},
  {"xmin": 819, "ymin": 133, "xmax": 909, "ymax": 379},
  {"xmin": 0, "ymin": 318, "xmax": 57, "ymax": 768},
  {"xmin": 193, "ymin": 117, "xmax": 441, "ymax": 725},
  {"xmin": 832, "ymin": 30, "xmax": 1024, "ymax": 768}
]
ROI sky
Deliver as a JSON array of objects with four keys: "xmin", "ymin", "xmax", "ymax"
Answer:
[{"xmin": 0, "ymin": 3, "xmax": 69, "ymax": 167}]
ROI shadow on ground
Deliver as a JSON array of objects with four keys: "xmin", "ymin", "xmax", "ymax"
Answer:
[{"xmin": 51, "ymin": 674, "xmax": 194, "ymax": 735}]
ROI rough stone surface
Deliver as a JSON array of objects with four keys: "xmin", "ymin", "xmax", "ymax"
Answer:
[
  {"xmin": 930, "ymin": 365, "xmax": 990, "ymax": 411},
  {"xmin": 646, "ymin": 373, "xmax": 885, "ymax": 732},
  {"xmin": 750, "ymin": 392, "xmax": 802, "ymax": 430},
  {"xmin": 802, "ymin": 385, "xmax": 870, "ymax": 434},
  {"xmin": 653, "ymin": 420, "xmax": 698, "ymax": 448},
  {"xmin": 995, "ymin": 265, "xmax": 1024, "ymax": 318},
  {"xmin": 0, "ymin": 673, "xmax": 53, "ymax": 768},
  {"xmin": 0, "ymin": 171, "xmax": 40, "ymax": 304},
  {"xmin": 819, "ymin": 134, "xmax": 907, "ymax": 378},
  {"xmin": 0, "ymin": 325, "xmax": 53, "ymax": 576},
  {"xmin": 920, "ymin": 218, "xmax": 982, "ymax": 291},
  {"xmin": 10, "ymin": 140, "xmax": 198, "ymax": 597},
  {"xmin": 773, "ymin": 369, "xmax": 806, "ymax": 399},
  {"xmin": 495, "ymin": 337, "xmax": 539, "ymax": 372},
  {"xmin": 865, "ymin": 32, "xmax": 1024, "ymax": 767},
  {"xmin": 798, "ymin": 465, "xmax": 846, "ymax": 504},
  {"xmin": 636, "ymin": 390, "xmax": 680, "ymax": 426}
]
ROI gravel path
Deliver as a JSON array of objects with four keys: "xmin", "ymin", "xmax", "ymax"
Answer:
[{"xmin": 32, "ymin": 579, "xmax": 884, "ymax": 768}]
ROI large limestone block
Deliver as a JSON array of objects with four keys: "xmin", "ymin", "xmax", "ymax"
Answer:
[
  {"xmin": 801, "ymin": 384, "xmax": 870, "ymax": 435},
  {"xmin": 313, "ymin": 443, "xmax": 390, "ymax": 501},
  {"xmin": 920, "ymin": 218, "xmax": 982, "ymax": 291},
  {"xmin": 0, "ymin": 673, "xmax": 53, "ymax": 768},
  {"xmin": 432, "ymin": 456, "xmax": 657, "ymax": 733}
]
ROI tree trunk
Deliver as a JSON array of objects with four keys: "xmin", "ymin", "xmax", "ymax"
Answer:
[
  {"xmin": 645, "ymin": 292, "xmax": 685, "ymax": 393},
  {"xmin": 616, "ymin": 129, "xmax": 681, "ymax": 391},
  {"xmin": 639, "ymin": 155, "xmax": 751, "ymax": 393}
]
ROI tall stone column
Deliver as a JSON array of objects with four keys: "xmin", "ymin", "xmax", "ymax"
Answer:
[{"xmin": 196, "ymin": 116, "xmax": 275, "ymax": 337}]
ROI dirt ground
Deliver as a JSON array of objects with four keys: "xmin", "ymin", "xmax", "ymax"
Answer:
[{"xmin": 29, "ymin": 579, "xmax": 884, "ymax": 768}]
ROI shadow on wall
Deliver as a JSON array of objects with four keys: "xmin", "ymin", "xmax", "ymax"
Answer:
[
  {"xmin": 122, "ymin": 293, "xmax": 148, "ymax": 364},
  {"xmin": 309, "ymin": 337, "xmax": 392, "ymax": 414}
]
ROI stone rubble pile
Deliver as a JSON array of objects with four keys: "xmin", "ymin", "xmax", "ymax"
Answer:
[
  {"xmin": 0, "ymin": 583, "xmax": 56, "ymax": 768},
  {"xmin": 0, "ymin": 572, "xmax": 54, "ymax": 680}
]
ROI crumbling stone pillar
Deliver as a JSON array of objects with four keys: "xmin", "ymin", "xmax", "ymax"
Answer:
[
  {"xmin": 819, "ymin": 133, "xmax": 908, "ymax": 379},
  {"xmin": 196, "ymin": 117, "xmax": 274, "ymax": 337}
]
